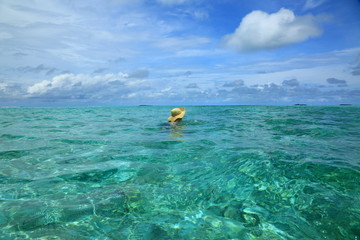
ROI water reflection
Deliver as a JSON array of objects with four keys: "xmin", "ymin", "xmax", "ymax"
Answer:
[{"xmin": 169, "ymin": 122, "xmax": 187, "ymax": 141}]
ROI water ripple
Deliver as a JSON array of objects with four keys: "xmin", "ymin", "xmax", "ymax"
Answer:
[{"xmin": 0, "ymin": 106, "xmax": 359, "ymax": 239}]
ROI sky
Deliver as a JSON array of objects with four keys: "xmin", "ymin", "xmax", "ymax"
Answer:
[{"xmin": 0, "ymin": 0, "xmax": 360, "ymax": 106}]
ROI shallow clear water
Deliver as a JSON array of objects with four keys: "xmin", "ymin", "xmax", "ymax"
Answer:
[{"xmin": 0, "ymin": 106, "xmax": 359, "ymax": 240}]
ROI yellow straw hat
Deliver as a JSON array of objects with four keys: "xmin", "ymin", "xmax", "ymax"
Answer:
[{"xmin": 168, "ymin": 107, "xmax": 186, "ymax": 122}]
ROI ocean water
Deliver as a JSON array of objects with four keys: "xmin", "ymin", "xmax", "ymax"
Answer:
[{"xmin": 0, "ymin": 106, "xmax": 359, "ymax": 240}]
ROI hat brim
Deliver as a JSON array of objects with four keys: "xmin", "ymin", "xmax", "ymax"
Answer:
[{"xmin": 168, "ymin": 109, "xmax": 186, "ymax": 122}]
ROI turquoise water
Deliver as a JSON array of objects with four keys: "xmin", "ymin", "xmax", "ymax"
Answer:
[{"xmin": 0, "ymin": 106, "xmax": 359, "ymax": 240}]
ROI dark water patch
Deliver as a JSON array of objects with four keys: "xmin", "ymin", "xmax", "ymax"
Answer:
[
  {"xmin": 58, "ymin": 156, "xmax": 93, "ymax": 165},
  {"xmin": 0, "ymin": 134, "xmax": 25, "ymax": 140},
  {"xmin": 135, "ymin": 163, "xmax": 171, "ymax": 185},
  {"xmin": 95, "ymin": 114, "xmax": 112, "ymax": 118},
  {"xmin": 0, "ymin": 150, "xmax": 30, "ymax": 160},
  {"xmin": 97, "ymin": 130, "xmax": 117, "ymax": 136},
  {"xmin": 265, "ymin": 118, "xmax": 314, "ymax": 126},
  {"xmin": 137, "ymin": 140, "xmax": 183, "ymax": 149},
  {"xmin": 55, "ymin": 139, "xmax": 112, "ymax": 146},
  {"xmin": 298, "ymin": 198, "xmax": 360, "ymax": 240},
  {"xmin": 41, "ymin": 117, "xmax": 57, "ymax": 121},
  {"xmin": 59, "ymin": 168, "xmax": 119, "ymax": 182},
  {"xmin": 116, "ymin": 117, "xmax": 138, "ymax": 122},
  {"xmin": 130, "ymin": 223, "xmax": 170, "ymax": 240},
  {"xmin": 197, "ymin": 139, "xmax": 217, "ymax": 146},
  {"xmin": 48, "ymin": 129, "xmax": 66, "ymax": 133},
  {"xmin": 301, "ymin": 162, "xmax": 360, "ymax": 192},
  {"xmin": 29, "ymin": 125, "xmax": 54, "ymax": 129},
  {"xmin": 142, "ymin": 126, "xmax": 164, "ymax": 132},
  {"xmin": 0, "ymin": 174, "xmax": 32, "ymax": 185}
]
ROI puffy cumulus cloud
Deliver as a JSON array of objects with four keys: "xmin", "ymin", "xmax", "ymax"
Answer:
[
  {"xmin": 282, "ymin": 79, "xmax": 300, "ymax": 87},
  {"xmin": 26, "ymin": 72, "xmax": 150, "ymax": 100},
  {"xmin": 185, "ymin": 83, "xmax": 199, "ymax": 88},
  {"xmin": 222, "ymin": 8, "xmax": 322, "ymax": 52},
  {"xmin": 0, "ymin": 82, "xmax": 24, "ymax": 97},
  {"xmin": 326, "ymin": 78, "xmax": 347, "ymax": 87},
  {"xmin": 222, "ymin": 80, "xmax": 244, "ymax": 87}
]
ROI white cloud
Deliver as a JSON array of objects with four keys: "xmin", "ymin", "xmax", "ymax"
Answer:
[
  {"xmin": 26, "ymin": 72, "xmax": 150, "ymax": 99},
  {"xmin": 6, "ymin": 65, "xmax": 360, "ymax": 105},
  {"xmin": 156, "ymin": 0, "xmax": 191, "ymax": 5},
  {"xmin": 0, "ymin": 0, "xmax": 76, "ymax": 27},
  {"xmin": 222, "ymin": 8, "xmax": 322, "ymax": 52},
  {"xmin": 0, "ymin": 83, "xmax": 10, "ymax": 93},
  {"xmin": 185, "ymin": 83, "xmax": 199, "ymax": 88},
  {"xmin": 168, "ymin": 8, "xmax": 209, "ymax": 21},
  {"xmin": 0, "ymin": 0, "xmax": 208, "ymax": 73},
  {"xmin": 282, "ymin": 79, "xmax": 300, "ymax": 87},
  {"xmin": 304, "ymin": 0, "xmax": 327, "ymax": 10},
  {"xmin": 0, "ymin": 82, "xmax": 24, "ymax": 97},
  {"xmin": 192, "ymin": 10, "xmax": 208, "ymax": 20}
]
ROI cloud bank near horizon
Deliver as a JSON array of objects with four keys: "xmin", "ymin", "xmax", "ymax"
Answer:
[{"xmin": 1, "ymin": 70, "xmax": 356, "ymax": 106}]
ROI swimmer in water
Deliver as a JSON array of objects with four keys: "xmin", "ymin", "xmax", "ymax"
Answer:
[{"xmin": 168, "ymin": 107, "xmax": 186, "ymax": 124}]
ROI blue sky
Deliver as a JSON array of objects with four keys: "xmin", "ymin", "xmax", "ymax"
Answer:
[{"xmin": 0, "ymin": 0, "xmax": 359, "ymax": 106}]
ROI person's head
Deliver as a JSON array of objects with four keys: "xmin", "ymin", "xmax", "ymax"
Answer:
[{"xmin": 168, "ymin": 107, "xmax": 186, "ymax": 122}]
